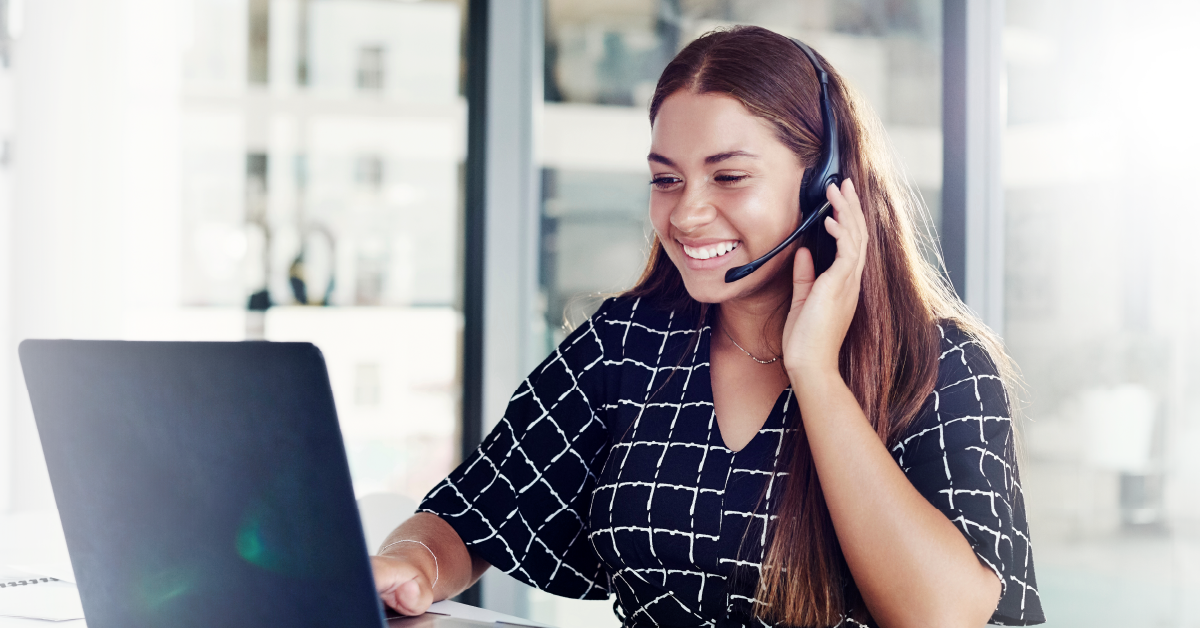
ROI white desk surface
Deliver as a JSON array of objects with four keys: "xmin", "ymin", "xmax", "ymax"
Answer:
[
  {"xmin": 0, "ymin": 510, "xmax": 80, "ymax": 627},
  {"xmin": 0, "ymin": 511, "xmax": 545, "ymax": 628}
]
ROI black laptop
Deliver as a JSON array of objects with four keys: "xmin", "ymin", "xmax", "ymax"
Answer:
[{"xmin": 19, "ymin": 340, "xmax": 497, "ymax": 628}]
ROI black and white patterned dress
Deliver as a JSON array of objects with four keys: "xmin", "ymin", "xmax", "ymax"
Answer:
[{"xmin": 419, "ymin": 296, "xmax": 1044, "ymax": 627}]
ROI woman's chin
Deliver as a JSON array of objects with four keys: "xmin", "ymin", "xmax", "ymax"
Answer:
[
  {"xmin": 665, "ymin": 245, "xmax": 784, "ymax": 304},
  {"xmin": 675, "ymin": 256, "xmax": 792, "ymax": 305},
  {"xmin": 678, "ymin": 269, "xmax": 744, "ymax": 304},
  {"xmin": 668, "ymin": 252, "xmax": 736, "ymax": 300}
]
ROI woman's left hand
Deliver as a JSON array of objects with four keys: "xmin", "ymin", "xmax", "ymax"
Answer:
[{"xmin": 781, "ymin": 178, "xmax": 868, "ymax": 378}]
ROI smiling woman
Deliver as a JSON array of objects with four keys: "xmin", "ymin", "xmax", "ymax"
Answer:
[
  {"xmin": 371, "ymin": 25, "xmax": 1044, "ymax": 628},
  {"xmin": 646, "ymin": 92, "xmax": 807, "ymax": 302}
]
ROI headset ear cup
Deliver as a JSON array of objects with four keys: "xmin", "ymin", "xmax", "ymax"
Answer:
[
  {"xmin": 800, "ymin": 216, "xmax": 837, "ymax": 276},
  {"xmin": 798, "ymin": 166, "xmax": 816, "ymax": 226},
  {"xmin": 799, "ymin": 166, "xmax": 815, "ymax": 202}
]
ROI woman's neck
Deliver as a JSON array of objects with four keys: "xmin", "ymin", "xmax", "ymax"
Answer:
[{"xmin": 716, "ymin": 285, "xmax": 789, "ymax": 360}]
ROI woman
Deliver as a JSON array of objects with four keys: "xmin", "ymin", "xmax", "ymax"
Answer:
[{"xmin": 371, "ymin": 26, "xmax": 1044, "ymax": 628}]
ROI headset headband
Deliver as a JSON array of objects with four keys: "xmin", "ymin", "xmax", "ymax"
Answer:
[{"xmin": 724, "ymin": 37, "xmax": 842, "ymax": 283}]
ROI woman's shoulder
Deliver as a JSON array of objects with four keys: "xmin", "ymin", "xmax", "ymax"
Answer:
[
  {"xmin": 893, "ymin": 321, "xmax": 1017, "ymax": 470},
  {"xmin": 932, "ymin": 319, "xmax": 1006, "ymax": 394},
  {"xmin": 907, "ymin": 319, "xmax": 1013, "ymax": 455},
  {"xmin": 894, "ymin": 319, "xmax": 1013, "ymax": 454}
]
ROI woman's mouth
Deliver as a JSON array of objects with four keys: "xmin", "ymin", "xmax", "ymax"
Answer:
[{"xmin": 681, "ymin": 240, "xmax": 740, "ymax": 260}]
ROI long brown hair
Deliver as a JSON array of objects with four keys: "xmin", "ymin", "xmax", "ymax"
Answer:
[{"xmin": 626, "ymin": 26, "xmax": 1016, "ymax": 626}]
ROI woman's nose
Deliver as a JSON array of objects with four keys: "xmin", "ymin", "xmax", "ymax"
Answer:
[{"xmin": 670, "ymin": 183, "xmax": 717, "ymax": 234}]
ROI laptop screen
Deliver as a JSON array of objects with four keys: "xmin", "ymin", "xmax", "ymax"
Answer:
[{"xmin": 20, "ymin": 340, "xmax": 384, "ymax": 628}]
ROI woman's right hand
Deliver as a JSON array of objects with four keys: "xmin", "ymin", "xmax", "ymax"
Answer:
[
  {"xmin": 368, "ymin": 513, "xmax": 488, "ymax": 615},
  {"xmin": 371, "ymin": 553, "xmax": 436, "ymax": 616}
]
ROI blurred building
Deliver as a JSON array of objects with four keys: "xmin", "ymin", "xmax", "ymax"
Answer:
[
  {"xmin": 2, "ymin": 0, "xmax": 467, "ymax": 513},
  {"xmin": 179, "ymin": 0, "xmax": 465, "ymax": 502},
  {"xmin": 180, "ymin": 0, "xmax": 462, "ymax": 310}
]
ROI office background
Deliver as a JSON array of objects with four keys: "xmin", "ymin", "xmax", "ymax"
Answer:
[{"xmin": 0, "ymin": 0, "xmax": 1196, "ymax": 626}]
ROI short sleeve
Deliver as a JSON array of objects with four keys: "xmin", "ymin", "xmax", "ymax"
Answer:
[
  {"xmin": 418, "ymin": 299, "xmax": 616, "ymax": 599},
  {"xmin": 891, "ymin": 324, "xmax": 1045, "ymax": 625}
]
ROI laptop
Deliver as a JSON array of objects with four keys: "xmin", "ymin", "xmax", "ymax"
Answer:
[{"xmin": 19, "ymin": 340, "xmax": 498, "ymax": 628}]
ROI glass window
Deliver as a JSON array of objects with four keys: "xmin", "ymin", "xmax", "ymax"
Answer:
[
  {"xmin": 1004, "ymin": 0, "xmax": 1200, "ymax": 624},
  {"xmin": 539, "ymin": 0, "xmax": 943, "ymax": 347},
  {"xmin": 532, "ymin": 2, "xmax": 942, "ymax": 624},
  {"xmin": 180, "ymin": 0, "xmax": 467, "ymax": 503},
  {"xmin": 356, "ymin": 45, "xmax": 386, "ymax": 91}
]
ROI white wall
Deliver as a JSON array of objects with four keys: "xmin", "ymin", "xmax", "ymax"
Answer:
[
  {"xmin": 5, "ymin": 0, "xmax": 183, "ymax": 512},
  {"xmin": 0, "ymin": 52, "xmax": 12, "ymax": 513}
]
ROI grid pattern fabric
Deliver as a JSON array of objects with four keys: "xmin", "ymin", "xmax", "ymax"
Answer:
[
  {"xmin": 891, "ymin": 324, "xmax": 1044, "ymax": 625},
  {"xmin": 419, "ymin": 296, "xmax": 1043, "ymax": 627}
]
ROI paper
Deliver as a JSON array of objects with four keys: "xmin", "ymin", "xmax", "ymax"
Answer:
[
  {"xmin": 425, "ymin": 601, "xmax": 549, "ymax": 627},
  {"xmin": 0, "ymin": 580, "xmax": 84, "ymax": 621},
  {"xmin": 7, "ymin": 565, "xmax": 75, "ymax": 585}
]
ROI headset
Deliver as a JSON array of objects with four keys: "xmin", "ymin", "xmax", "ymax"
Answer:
[{"xmin": 724, "ymin": 38, "xmax": 842, "ymax": 283}]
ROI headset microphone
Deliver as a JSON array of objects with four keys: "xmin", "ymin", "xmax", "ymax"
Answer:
[{"xmin": 724, "ymin": 38, "xmax": 842, "ymax": 283}]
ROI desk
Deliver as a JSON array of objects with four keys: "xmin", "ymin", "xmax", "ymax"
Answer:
[
  {"xmin": 0, "ymin": 511, "xmax": 546, "ymax": 628},
  {"xmin": 0, "ymin": 511, "xmax": 71, "ymax": 571},
  {"xmin": 0, "ymin": 510, "xmax": 80, "ymax": 627},
  {"xmin": 0, "ymin": 602, "xmax": 542, "ymax": 628}
]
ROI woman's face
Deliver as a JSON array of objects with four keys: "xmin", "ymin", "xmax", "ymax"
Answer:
[{"xmin": 648, "ymin": 90, "xmax": 806, "ymax": 305}]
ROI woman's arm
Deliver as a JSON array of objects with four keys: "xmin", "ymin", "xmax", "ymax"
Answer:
[
  {"xmin": 381, "ymin": 300, "xmax": 617, "ymax": 613},
  {"xmin": 370, "ymin": 512, "xmax": 491, "ymax": 616},
  {"xmin": 791, "ymin": 370, "xmax": 1000, "ymax": 628},
  {"xmin": 782, "ymin": 180, "xmax": 999, "ymax": 628}
]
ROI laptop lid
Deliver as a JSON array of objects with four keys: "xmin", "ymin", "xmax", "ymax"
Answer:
[{"xmin": 19, "ymin": 340, "xmax": 385, "ymax": 628}]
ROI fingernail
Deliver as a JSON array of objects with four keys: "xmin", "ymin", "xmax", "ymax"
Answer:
[{"xmin": 846, "ymin": 179, "xmax": 855, "ymax": 190}]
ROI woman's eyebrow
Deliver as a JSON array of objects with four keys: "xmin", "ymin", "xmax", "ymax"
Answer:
[
  {"xmin": 647, "ymin": 151, "xmax": 759, "ymax": 167},
  {"xmin": 647, "ymin": 153, "xmax": 676, "ymax": 167},
  {"xmin": 705, "ymin": 150, "xmax": 758, "ymax": 164}
]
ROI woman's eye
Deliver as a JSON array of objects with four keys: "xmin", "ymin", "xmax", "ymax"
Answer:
[
  {"xmin": 714, "ymin": 174, "xmax": 748, "ymax": 184},
  {"xmin": 650, "ymin": 176, "xmax": 681, "ymax": 190}
]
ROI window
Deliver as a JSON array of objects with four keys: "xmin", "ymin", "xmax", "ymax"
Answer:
[
  {"xmin": 248, "ymin": 0, "xmax": 270, "ymax": 84},
  {"xmin": 354, "ymin": 154, "xmax": 384, "ymax": 192},
  {"xmin": 1002, "ymin": 0, "xmax": 1200, "ymax": 623},
  {"xmin": 539, "ymin": 0, "xmax": 944, "ymax": 346},
  {"xmin": 357, "ymin": 45, "xmax": 385, "ymax": 91},
  {"xmin": 177, "ymin": 0, "xmax": 466, "ymax": 501}
]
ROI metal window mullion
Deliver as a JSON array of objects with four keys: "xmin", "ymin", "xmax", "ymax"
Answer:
[
  {"xmin": 464, "ymin": 0, "xmax": 542, "ymax": 617},
  {"xmin": 482, "ymin": 0, "xmax": 542, "ymax": 438},
  {"xmin": 943, "ymin": 0, "xmax": 1006, "ymax": 335},
  {"xmin": 458, "ymin": 0, "xmax": 488, "ymax": 608}
]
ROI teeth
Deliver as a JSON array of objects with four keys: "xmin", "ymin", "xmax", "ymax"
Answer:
[{"xmin": 683, "ymin": 240, "xmax": 739, "ymax": 260}]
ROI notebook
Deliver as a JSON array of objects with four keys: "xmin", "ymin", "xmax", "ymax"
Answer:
[{"xmin": 0, "ymin": 569, "xmax": 84, "ymax": 622}]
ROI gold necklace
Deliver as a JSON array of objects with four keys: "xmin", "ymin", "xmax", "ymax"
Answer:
[{"xmin": 721, "ymin": 325, "xmax": 779, "ymax": 365}]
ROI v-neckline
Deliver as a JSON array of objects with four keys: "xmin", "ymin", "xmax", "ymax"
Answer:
[{"xmin": 699, "ymin": 311, "xmax": 793, "ymax": 454}]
